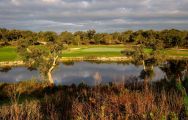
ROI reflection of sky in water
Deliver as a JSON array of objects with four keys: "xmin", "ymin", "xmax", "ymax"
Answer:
[
  {"xmin": 0, "ymin": 67, "xmax": 40, "ymax": 83},
  {"xmin": 0, "ymin": 62, "xmax": 165, "ymax": 86}
]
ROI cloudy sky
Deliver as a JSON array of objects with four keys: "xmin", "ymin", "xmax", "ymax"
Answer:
[{"xmin": 0, "ymin": 0, "xmax": 188, "ymax": 32}]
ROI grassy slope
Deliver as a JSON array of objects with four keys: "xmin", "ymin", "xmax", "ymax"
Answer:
[
  {"xmin": 0, "ymin": 46, "xmax": 20, "ymax": 62},
  {"xmin": 0, "ymin": 45, "xmax": 188, "ymax": 61},
  {"xmin": 164, "ymin": 49, "xmax": 188, "ymax": 57},
  {"xmin": 61, "ymin": 45, "xmax": 125, "ymax": 57}
]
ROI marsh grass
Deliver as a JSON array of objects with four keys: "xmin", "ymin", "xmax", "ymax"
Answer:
[
  {"xmin": 0, "ymin": 80, "xmax": 187, "ymax": 120},
  {"xmin": 72, "ymin": 86, "xmax": 185, "ymax": 120}
]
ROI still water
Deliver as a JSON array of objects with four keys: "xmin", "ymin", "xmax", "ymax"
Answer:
[{"xmin": 0, "ymin": 62, "xmax": 167, "ymax": 86}]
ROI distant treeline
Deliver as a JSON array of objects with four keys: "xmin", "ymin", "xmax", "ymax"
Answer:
[{"xmin": 0, "ymin": 28, "xmax": 188, "ymax": 48}]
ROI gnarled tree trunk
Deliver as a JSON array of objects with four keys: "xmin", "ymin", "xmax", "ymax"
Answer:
[{"xmin": 47, "ymin": 55, "xmax": 58, "ymax": 85}]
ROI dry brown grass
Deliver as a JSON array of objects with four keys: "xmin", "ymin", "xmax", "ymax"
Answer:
[
  {"xmin": 0, "ymin": 81, "xmax": 186, "ymax": 120},
  {"xmin": 0, "ymin": 100, "xmax": 41, "ymax": 120},
  {"xmin": 72, "ymin": 87, "xmax": 184, "ymax": 120}
]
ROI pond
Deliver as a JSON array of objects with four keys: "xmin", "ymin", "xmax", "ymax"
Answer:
[
  {"xmin": 0, "ymin": 61, "xmax": 169, "ymax": 86},
  {"xmin": 0, "ymin": 60, "xmax": 187, "ymax": 86}
]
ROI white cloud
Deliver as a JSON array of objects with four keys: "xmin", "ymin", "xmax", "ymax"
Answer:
[
  {"xmin": 42, "ymin": 0, "xmax": 59, "ymax": 3},
  {"xmin": 113, "ymin": 19, "xmax": 127, "ymax": 24},
  {"xmin": 11, "ymin": 0, "xmax": 21, "ymax": 5},
  {"xmin": 0, "ymin": 0, "xmax": 187, "ymax": 32},
  {"xmin": 81, "ymin": 1, "xmax": 90, "ymax": 8}
]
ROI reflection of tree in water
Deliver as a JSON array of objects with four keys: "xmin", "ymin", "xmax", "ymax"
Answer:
[
  {"xmin": 139, "ymin": 68, "xmax": 155, "ymax": 80},
  {"xmin": 161, "ymin": 60, "xmax": 188, "ymax": 93},
  {"xmin": 139, "ymin": 58, "xmax": 157, "ymax": 81},
  {"xmin": 62, "ymin": 61, "xmax": 75, "ymax": 66},
  {"xmin": 161, "ymin": 60, "xmax": 187, "ymax": 81},
  {"xmin": 93, "ymin": 72, "xmax": 102, "ymax": 86},
  {"xmin": 123, "ymin": 45, "xmax": 165, "ymax": 87},
  {"xmin": 123, "ymin": 46, "xmax": 165, "ymax": 69},
  {"xmin": 138, "ymin": 64, "xmax": 155, "ymax": 90},
  {"xmin": 0, "ymin": 67, "xmax": 12, "ymax": 73},
  {"xmin": 27, "ymin": 67, "xmax": 37, "ymax": 71}
]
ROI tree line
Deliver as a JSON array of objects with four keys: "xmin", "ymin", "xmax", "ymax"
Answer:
[{"xmin": 0, "ymin": 28, "xmax": 188, "ymax": 48}]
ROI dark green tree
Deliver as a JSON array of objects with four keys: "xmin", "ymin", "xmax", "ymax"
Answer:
[
  {"xmin": 59, "ymin": 31, "xmax": 74, "ymax": 44},
  {"xmin": 17, "ymin": 33, "xmax": 64, "ymax": 85},
  {"xmin": 87, "ymin": 29, "xmax": 96, "ymax": 40}
]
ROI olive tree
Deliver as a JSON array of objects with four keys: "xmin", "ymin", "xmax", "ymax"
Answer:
[
  {"xmin": 123, "ymin": 45, "xmax": 165, "ymax": 71},
  {"xmin": 123, "ymin": 46, "xmax": 164, "ymax": 90},
  {"xmin": 17, "ymin": 33, "xmax": 63, "ymax": 85},
  {"xmin": 123, "ymin": 45, "xmax": 165, "ymax": 87}
]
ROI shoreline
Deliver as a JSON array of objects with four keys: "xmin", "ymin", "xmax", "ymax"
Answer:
[
  {"xmin": 0, "ymin": 56, "xmax": 188, "ymax": 67},
  {"xmin": 0, "ymin": 57, "xmax": 131, "ymax": 67},
  {"xmin": 0, "ymin": 61, "xmax": 25, "ymax": 67},
  {"xmin": 60, "ymin": 57, "xmax": 131, "ymax": 62}
]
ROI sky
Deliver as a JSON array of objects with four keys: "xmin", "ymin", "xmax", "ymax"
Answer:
[{"xmin": 0, "ymin": 0, "xmax": 188, "ymax": 32}]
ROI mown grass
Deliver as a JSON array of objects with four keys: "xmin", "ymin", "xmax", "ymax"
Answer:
[
  {"xmin": 61, "ymin": 45, "xmax": 125, "ymax": 57},
  {"xmin": 164, "ymin": 49, "xmax": 188, "ymax": 57},
  {"xmin": 0, "ymin": 46, "xmax": 20, "ymax": 62},
  {"xmin": 62, "ymin": 45, "xmax": 188, "ymax": 58},
  {"xmin": 0, "ymin": 45, "xmax": 188, "ymax": 61}
]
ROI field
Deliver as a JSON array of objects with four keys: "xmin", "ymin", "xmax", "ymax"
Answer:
[
  {"xmin": 0, "ymin": 46, "xmax": 20, "ymax": 62},
  {"xmin": 164, "ymin": 49, "xmax": 188, "ymax": 57},
  {"xmin": 61, "ymin": 45, "xmax": 188, "ymax": 58},
  {"xmin": 61, "ymin": 45, "xmax": 125, "ymax": 57},
  {"xmin": 0, "ymin": 45, "xmax": 188, "ymax": 61}
]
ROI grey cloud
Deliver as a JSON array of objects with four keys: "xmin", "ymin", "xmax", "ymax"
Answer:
[{"xmin": 0, "ymin": 0, "xmax": 187, "ymax": 32}]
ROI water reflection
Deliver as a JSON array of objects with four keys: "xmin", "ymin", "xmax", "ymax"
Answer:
[
  {"xmin": 0, "ymin": 67, "xmax": 12, "ymax": 72},
  {"xmin": 160, "ymin": 60, "xmax": 188, "ymax": 92},
  {"xmin": 161, "ymin": 60, "xmax": 188, "ymax": 81},
  {"xmin": 0, "ymin": 67, "xmax": 40, "ymax": 83},
  {"xmin": 0, "ymin": 62, "xmax": 167, "ymax": 86}
]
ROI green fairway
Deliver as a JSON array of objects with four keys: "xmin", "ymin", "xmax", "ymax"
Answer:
[
  {"xmin": 164, "ymin": 49, "xmax": 188, "ymax": 57},
  {"xmin": 0, "ymin": 46, "xmax": 20, "ymax": 62},
  {"xmin": 0, "ymin": 45, "xmax": 188, "ymax": 61},
  {"xmin": 61, "ymin": 45, "xmax": 125, "ymax": 57}
]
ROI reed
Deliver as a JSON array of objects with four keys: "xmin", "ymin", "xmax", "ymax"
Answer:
[{"xmin": 0, "ymin": 81, "xmax": 186, "ymax": 120}]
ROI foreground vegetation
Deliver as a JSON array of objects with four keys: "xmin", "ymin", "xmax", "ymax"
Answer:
[{"xmin": 0, "ymin": 80, "xmax": 187, "ymax": 120}]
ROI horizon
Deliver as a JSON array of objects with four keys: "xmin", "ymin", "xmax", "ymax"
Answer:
[
  {"xmin": 0, "ymin": 0, "xmax": 188, "ymax": 32},
  {"xmin": 1, "ymin": 27, "xmax": 187, "ymax": 34}
]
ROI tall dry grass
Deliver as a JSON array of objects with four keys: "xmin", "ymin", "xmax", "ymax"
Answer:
[
  {"xmin": 0, "ymin": 81, "xmax": 187, "ymax": 120},
  {"xmin": 72, "ymin": 86, "xmax": 185, "ymax": 120}
]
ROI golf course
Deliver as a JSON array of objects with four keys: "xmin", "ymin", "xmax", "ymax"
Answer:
[
  {"xmin": 0, "ymin": 45, "xmax": 188, "ymax": 62},
  {"xmin": 1, "ymin": 0, "xmax": 188, "ymax": 118}
]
